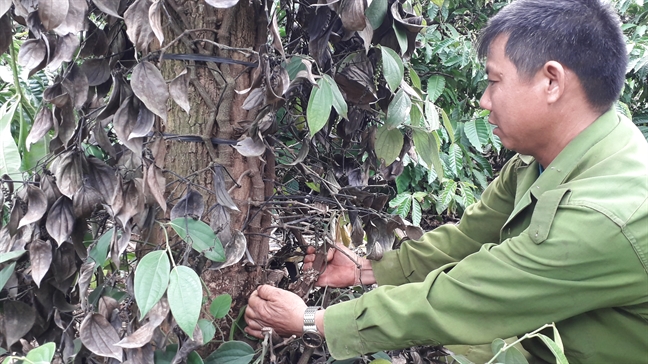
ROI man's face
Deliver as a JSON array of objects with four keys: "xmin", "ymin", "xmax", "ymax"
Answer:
[{"xmin": 479, "ymin": 35, "xmax": 549, "ymax": 156}]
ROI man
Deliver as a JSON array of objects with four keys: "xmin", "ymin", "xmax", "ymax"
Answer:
[{"xmin": 244, "ymin": 0, "xmax": 648, "ymax": 362}]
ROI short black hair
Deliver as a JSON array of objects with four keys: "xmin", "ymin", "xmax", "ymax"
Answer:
[{"xmin": 477, "ymin": 0, "xmax": 627, "ymax": 111}]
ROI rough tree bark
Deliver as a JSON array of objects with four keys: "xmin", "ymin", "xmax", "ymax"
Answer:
[{"xmin": 160, "ymin": 0, "xmax": 272, "ymax": 346}]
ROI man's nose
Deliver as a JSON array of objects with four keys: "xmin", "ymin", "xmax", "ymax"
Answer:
[{"xmin": 479, "ymin": 91, "xmax": 491, "ymax": 110}]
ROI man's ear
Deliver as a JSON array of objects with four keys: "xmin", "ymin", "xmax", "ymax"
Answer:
[{"xmin": 542, "ymin": 61, "xmax": 566, "ymax": 104}]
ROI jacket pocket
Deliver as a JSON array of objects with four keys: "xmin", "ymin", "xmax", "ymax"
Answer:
[{"xmin": 529, "ymin": 188, "xmax": 571, "ymax": 244}]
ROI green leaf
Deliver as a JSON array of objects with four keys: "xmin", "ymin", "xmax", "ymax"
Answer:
[
  {"xmin": 438, "ymin": 180, "xmax": 457, "ymax": 213},
  {"xmin": 134, "ymin": 250, "xmax": 170, "ymax": 318},
  {"xmin": 381, "ymin": 46, "xmax": 404, "ymax": 91},
  {"xmin": 412, "ymin": 129, "xmax": 443, "ymax": 182},
  {"xmin": 463, "ymin": 120, "xmax": 482, "ymax": 150},
  {"xmin": 410, "ymin": 102, "xmax": 423, "ymax": 127},
  {"xmin": 0, "ymin": 250, "xmax": 26, "ymax": 264},
  {"xmin": 198, "ymin": 319, "xmax": 216, "ymax": 344},
  {"xmin": 323, "ymin": 74, "xmax": 348, "ymax": 118},
  {"xmin": 375, "ymin": 125, "xmax": 403, "ymax": 166},
  {"xmin": 307, "ymin": 77, "xmax": 333, "ymax": 137},
  {"xmin": 169, "ymin": 218, "xmax": 225, "ymax": 262},
  {"xmin": 535, "ymin": 333, "xmax": 569, "ymax": 364},
  {"xmin": 154, "ymin": 344, "xmax": 178, "ymax": 364},
  {"xmin": 494, "ymin": 346, "xmax": 529, "ymax": 364},
  {"xmin": 0, "ymin": 100, "xmax": 21, "ymax": 180},
  {"xmin": 24, "ymin": 342, "xmax": 56, "ymax": 364},
  {"xmin": 552, "ymin": 324, "xmax": 564, "ymax": 352},
  {"xmin": 285, "ymin": 56, "xmax": 307, "ymax": 80},
  {"xmin": 88, "ymin": 228, "xmax": 113, "ymax": 269},
  {"xmin": 395, "ymin": 195, "xmax": 411, "ymax": 218},
  {"xmin": 441, "ymin": 108, "xmax": 455, "ymax": 144},
  {"xmin": 491, "ymin": 337, "xmax": 506, "ymax": 356},
  {"xmin": 168, "ymin": 265, "xmax": 203, "ymax": 337},
  {"xmin": 0, "ymin": 262, "xmax": 16, "ymax": 292},
  {"xmin": 187, "ymin": 351, "xmax": 205, "ymax": 364},
  {"xmin": 424, "ymin": 98, "xmax": 440, "ymax": 130},
  {"xmin": 204, "ymin": 341, "xmax": 255, "ymax": 364},
  {"xmin": 386, "ymin": 90, "xmax": 411, "ymax": 129},
  {"xmin": 476, "ymin": 117, "xmax": 491, "ymax": 145},
  {"xmin": 426, "ymin": 75, "xmax": 445, "ymax": 103},
  {"xmin": 393, "ymin": 24, "xmax": 408, "ymax": 55},
  {"xmin": 449, "ymin": 354, "xmax": 475, "ymax": 364},
  {"xmin": 411, "ymin": 198, "xmax": 422, "ymax": 226},
  {"xmin": 21, "ymin": 135, "xmax": 49, "ymax": 172},
  {"xmin": 447, "ymin": 144, "xmax": 462, "ymax": 177},
  {"xmin": 409, "ymin": 68, "xmax": 421, "ymax": 89},
  {"xmin": 365, "ymin": 0, "xmax": 388, "ymax": 30},
  {"xmin": 210, "ymin": 293, "xmax": 233, "ymax": 319},
  {"xmin": 389, "ymin": 193, "xmax": 410, "ymax": 208},
  {"xmin": 369, "ymin": 360, "xmax": 391, "ymax": 364}
]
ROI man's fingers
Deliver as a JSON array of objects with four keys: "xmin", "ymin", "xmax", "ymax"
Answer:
[
  {"xmin": 306, "ymin": 246, "xmax": 316, "ymax": 254},
  {"xmin": 245, "ymin": 327, "xmax": 263, "ymax": 339},
  {"xmin": 256, "ymin": 284, "xmax": 281, "ymax": 300}
]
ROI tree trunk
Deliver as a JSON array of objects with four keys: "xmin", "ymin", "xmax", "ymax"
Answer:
[{"xmin": 160, "ymin": 0, "xmax": 271, "ymax": 347}]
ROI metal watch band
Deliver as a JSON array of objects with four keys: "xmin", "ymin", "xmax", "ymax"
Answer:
[{"xmin": 303, "ymin": 306, "xmax": 321, "ymax": 334}]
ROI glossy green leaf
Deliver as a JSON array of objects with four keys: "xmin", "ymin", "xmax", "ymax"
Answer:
[
  {"xmin": 381, "ymin": 46, "xmax": 404, "ymax": 91},
  {"xmin": 0, "ymin": 100, "xmax": 21, "ymax": 180},
  {"xmin": 154, "ymin": 344, "xmax": 178, "ymax": 364},
  {"xmin": 368, "ymin": 360, "xmax": 391, "ymax": 364},
  {"xmin": 24, "ymin": 342, "xmax": 56, "ymax": 364},
  {"xmin": 552, "ymin": 324, "xmax": 564, "ymax": 352},
  {"xmin": 411, "ymin": 198, "xmax": 422, "ymax": 226},
  {"xmin": 410, "ymin": 102, "xmax": 423, "ymax": 127},
  {"xmin": 375, "ymin": 125, "xmax": 403, "ymax": 166},
  {"xmin": 535, "ymin": 333, "xmax": 569, "ymax": 364},
  {"xmin": 463, "ymin": 120, "xmax": 482, "ymax": 150},
  {"xmin": 88, "ymin": 228, "xmax": 113, "ymax": 269},
  {"xmin": 210, "ymin": 293, "xmax": 233, "ymax": 319},
  {"xmin": 134, "ymin": 250, "xmax": 170, "ymax": 318},
  {"xmin": 447, "ymin": 143, "xmax": 462, "ymax": 177},
  {"xmin": 388, "ymin": 193, "xmax": 410, "ymax": 208},
  {"xmin": 169, "ymin": 218, "xmax": 225, "ymax": 262},
  {"xmin": 409, "ymin": 68, "xmax": 421, "ymax": 89},
  {"xmin": 0, "ymin": 250, "xmax": 26, "ymax": 264},
  {"xmin": 307, "ymin": 78, "xmax": 333, "ymax": 137},
  {"xmin": 395, "ymin": 195, "xmax": 411, "ymax": 218},
  {"xmin": 431, "ymin": 0, "xmax": 444, "ymax": 7},
  {"xmin": 393, "ymin": 23, "xmax": 408, "ymax": 55},
  {"xmin": 168, "ymin": 265, "xmax": 202, "ymax": 337},
  {"xmin": 198, "ymin": 319, "xmax": 216, "ymax": 343},
  {"xmin": 424, "ymin": 98, "xmax": 440, "ymax": 130},
  {"xmin": 426, "ymin": 75, "xmax": 445, "ymax": 103},
  {"xmin": 476, "ymin": 117, "xmax": 491, "ymax": 145},
  {"xmin": 204, "ymin": 341, "xmax": 255, "ymax": 364},
  {"xmin": 386, "ymin": 90, "xmax": 411, "ymax": 129},
  {"xmin": 493, "ymin": 345, "xmax": 529, "ymax": 364},
  {"xmin": 324, "ymin": 74, "xmax": 348, "ymax": 118},
  {"xmin": 441, "ymin": 108, "xmax": 455, "ymax": 144},
  {"xmin": 412, "ymin": 129, "xmax": 443, "ymax": 182},
  {"xmin": 0, "ymin": 262, "xmax": 16, "ymax": 292},
  {"xmin": 365, "ymin": 0, "xmax": 388, "ymax": 29},
  {"xmin": 188, "ymin": 351, "xmax": 205, "ymax": 364}
]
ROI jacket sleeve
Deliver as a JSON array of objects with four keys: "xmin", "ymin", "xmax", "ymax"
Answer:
[
  {"xmin": 371, "ymin": 156, "xmax": 521, "ymax": 286},
  {"xmin": 323, "ymin": 203, "xmax": 647, "ymax": 360}
]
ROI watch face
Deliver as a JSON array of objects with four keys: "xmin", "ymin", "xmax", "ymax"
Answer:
[{"xmin": 301, "ymin": 331, "xmax": 324, "ymax": 348}]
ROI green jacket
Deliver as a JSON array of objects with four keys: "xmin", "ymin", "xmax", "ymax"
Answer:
[{"xmin": 323, "ymin": 109, "xmax": 648, "ymax": 363}]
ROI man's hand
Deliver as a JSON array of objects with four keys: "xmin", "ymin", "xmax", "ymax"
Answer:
[
  {"xmin": 244, "ymin": 285, "xmax": 306, "ymax": 339},
  {"xmin": 303, "ymin": 244, "xmax": 376, "ymax": 287}
]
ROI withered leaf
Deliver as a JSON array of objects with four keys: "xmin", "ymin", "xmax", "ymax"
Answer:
[
  {"xmin": 339, "ymin": 0, "xmax": 367, "ymax": 31},
  {"xmin": 114, "ymin": 180, "xmax": 144, "ymax": 227},
  {"xmin": 73, "ymin": 183, "xmax": 103, "ymax": 218},
  {"xmin": 146, "ymin": 297, "xmax": 169, "ymax": 326},
  {"xmin": 365, "ymin": 218, "xmax": 394, "ymax": 260},
  {"xmin": 113, "ymin": 96, "xmax": 144, "ymax": 155},
  {"xmin": 210, "ymin": 203, "xmax": 230, "ymax": 234},
  {"xmin": 26, "ymin": 107, "xmax": 54, "ymax": 151},
  {"xmin": 77, "ymin": 261, "xmax": 94, "ymax": 306},
  {"xmin": 213, "ymin": 166, "xmax": 239, "ymax": 211},
  {"xmin": 242, "ymin": 87, "xmax": 264, "ymax": 110},
  {"xmin": 53, "ymin": 0, "xmax": 88, "ymax": 35},
  {"xmin": 80, "ymin": 313, "xmax": 123, "ymax": 361},
  {"xmin": 110, "ymin": 223, "xmax": 131, "ymax": 268},
  {"xmin": 149, "ymin": 0, "xmax": 164, "ymax": 45},
  {"xmin": 29, "ymin": 238, "xmax": 53, "ymax": 288},
  {"xmin": 270, "ymin": 10, "xmax": 284, "ymax": 58},
  {"xmin": 92, "ymin": 0, "xmax": 122, "ymax": 18},
  {"xmin": 130, "ymin": 61, "xmax": 169, "ymax": 121},
  {"xmin": 18, "ymin": 184, "xmax": 48, "ymax": 228},
  {"xmin": 46, "ymin": 196, "xmax": 75, "ymax": 246},
  {"xmin": 18, "ymin": 38, "xmax": 47, "ymax": 75},
  {"xmin": 170, "ymin": 188, "xmax": 203, "ymax": 220},
  {"xmin": 92, "ymin": 121, "xmax": 117, "ymax": 159},
  {"xmin": 80, "ymin": 25, "xmax": 109, "ymax": 58},
  {"xmin": 124, "ymin": 0, "xmax": 154, "ymax": 52},
  {"xmin": 62, "ymin": 63, "xmax": 89, "ymax": 109},
  {"xmin": 0, "ymin": 14, "xmax": 11, "ymax": 56},
  {"xmin": 9, "ymin": 224, "xmax": 34, "ymax": 252},
  {"xmin": 169, "ymin": 69, "xmax": 190, "ymax": 114},
  {"xmin": 38, "ymin": 0, "xmax": 69, "ymax": 31},
  {"xmin": 211, "ymin": 230, "xmax": 246, "ymax": 270},
  {"xmin": 7, "ymin": 199, "xmax": 23, "ymax": 237},
  {"xmin": 53, "ymin": 102, "xmax": 76, "ymax": 146},
  {"xmin": 204, "ymin": 0, "xmax": 240, "ymax": 8},
  {"xmin": 233, "ymin": 135, "xmax": 266, "ymax": 157},
  {"xmin": 115, "ymin": 322, "xmax": 155, "ymax": 348},
  {"xmin": 351, "ymin": 215, "xmax": 364, "ymax": 247},
  {"xmin": 97, "ymin": 73, "xmax": 131, "ymax": 122},
  {"xmin": 98, "ymin": 296, "xmax": 119, "ymax": 319},
  {"xmin": 145, "ymin": 164, "xmax": 166, "ymax": 212},
  {"xmin": 3, "ymin": 300, "xmax": 36, "ymax": 347},
  {"xmin": 0, "ymin": 0, "xmax": 10, "ymax": 17},
  {"xmin": 129, "ymin": 104, "xmax": 155, "ymax": 140},
  {"xmin": 43, "ymin": 82, "xmax": 70, "ymax": 108},
  {"xmin": 52, "ymin": 241, "xmax": 77, "ymax": 283},
  {"xmin": 53, "ymin": 151, "xmax": 83, "ymax": 198},
  {"xmin": 41, "ymin": 173, "xmax": 62, "ymax": 208},
  {"xmin": 81, "ymin": 58, "xmax": 110, "ymax": 86}
]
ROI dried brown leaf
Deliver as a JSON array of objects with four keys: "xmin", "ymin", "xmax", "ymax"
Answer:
[
  {"xmin": 213, "ymin": 166, "xmax": 239, "ymax": 211},
  {"xmin": 77, "ymin": 261, "xmax": 94, "ymax": 306},
  {"xmin": 233, "ymin": 134, "xmax": 265, "ymax": 157},
  {"xmin": 43, "ymin": 82, "xmax": 70, "ymax": 108},
  {"xmin": 18, "ymin": 38, "xmax": 47, "ymax": 75},
  {"xmin": 145, "ymin": 164, "xmax": 166, "ymax": 212},
  {"xmin": 129, "ymin": 104, "xmax": 155, "ymax": 140},
  {"xmin": 52, "ymin": 241, "xmax": 78, "ymax": 283},
  {"xmin": 92, "ymin": 0, "xmax": 122, "ymax": 18},
  {"xmin": 38, "ymin": 0, "xmax": 69, "ymax": 31},
  {"xmin": 46, "ymin": 196, "xmax": 75, "ymax": 246},
  {"xmin": 339, "ymin": 0, "xmax": 367, "ymax": 31},
  {"xmin": 29, "ymin": 238, "xmax": 53, "ymax": 288},
  {"xmin": 53, "ymin": 102, "xmax": 76, "ymax": 146},
  {"xmin": 18, "ymin": 184, "xmax": 47, "ymax": 228},
  {"xmin": 146, "ymin": 297, "xmax": 169, "ymax": 326},
  {"xmin": 10, "ymin": 223, "xmax": 34, "ymax": 251},
  {"xmin": 97, "ymin": 73, "xmax": 131, "ymax": 122},
  {"xmin": 169, "ymin": 69, "xmax": 190, "ymax": 114},
  {"xmin": 73, "ymin": 183, "xmax": 103, "ymax": 218},
  {"xmin": 80, "ymin": 25, "xmax": 109, "ymax": 58},
  {"xmin": 8, "ymin": 198, "xmax": 24, "ymax": 236},
  {"xmin": 80, "ymin": 313, "xmax": 123, "ymax": 361},
  {"xmin": 26, "ymin": 107, "xmax": 54, "ymax": 151},
  {"xmin": 81, "ymin": 58, "xmax": 110, "ymax": 86},
  {"xmin": 149, "ymin": 0, "xmax": 164, "ymax": 45},
  {"xmin": 124, "ymin": 0, "xmax": 154, "ymax": 52},
  {"xmin": 3, "ymin": 300, "xmax": 36, "ymax": 347},
  {"xmin": 53, "ymin": 0, "xmax": 88, "ymax": 35},
  {"xmin": 242, "ymin": 87, "xmax": 264, "ymax": 110},
  {"xmin": 0, "ymin": 14, "xmax": 11, "ymax": 56},
  {"xmin": 41, "ymin": 173, "xmax": 61, "ymax": 208},
  {"xmin": 110, "ymin": 223, "xmax": 131, "ymax": 268},
  {"xmin": 211, "ymin": 230, "xmax": 246, "ymax": 269},
  {"xmin": 170, "ymin": 188, "xmax": 203, "ymax": 220},
  {"xmin": 53, "ymin": 151, "xmax": 83, "ymax": 198},
  {"xmin": 130, "ymin": 61, "xmax": 169, "ymax": 121},
  {"xmin": 92, "ymin": 122, "xmax": 117, "ymax": 159},
  {"xmin": 204, "ymin": 0, "xmax": 240, "ymax": 8},
  {"xmin": 0, "ymin": 0, "xmax": 10, "ymax": 17},
  {"xmin": 62, "ymin": 63, "xmax": 89, "ymax": 109},
  {"xmin": 115, "ymin": 180, "xmax": 144, "ymax": 227},
  {"xmin": 115, "ymin": 322, "xmax": 155, "ymax": 348},
  {"xmin": 113, "ymin": 96, "xmax": 144, "ymax": 155},
  {"xmin": 270, "ymin": 10, "xmax": 284, "ymax": 58},
  {"xmin": 98, "ymin": 296, "xmax": 119, "ymax": 319}
]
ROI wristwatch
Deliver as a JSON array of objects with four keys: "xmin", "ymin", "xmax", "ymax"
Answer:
[{"xmin": 302, "ymin": 306, "xmax": 323, "ymax": 348}]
